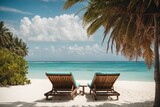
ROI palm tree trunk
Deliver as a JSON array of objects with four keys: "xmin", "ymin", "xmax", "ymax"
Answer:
[{"xmin": 153, "ymin": 13, "xmax": 160, "ymax": 107}]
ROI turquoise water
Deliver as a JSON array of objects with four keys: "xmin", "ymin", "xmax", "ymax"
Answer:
[{"xmin": 27, "ymin": 61, "xmax": 154, "ymax": 81}]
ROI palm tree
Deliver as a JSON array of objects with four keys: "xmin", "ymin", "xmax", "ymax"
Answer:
[
  {"xmin": 118, "ymin": 1, "xmax": 160, "ymax": 106},
  {"xmin": 0, "ymin": 21, "xmax": 28, "ymax": 57},
  {"xmin": 64, "ymin": 0, "xmax": 160, "ymax": 106},
  {"xmin": 7, "ymin": 33, "xmax": 28, "ymax": 57},
  {"xmin": 13, "ymin": 37, "xmax": 28, "ymax": 56},
  {"xmin": 0, "ymin": 21, "xmax": 11, "ymax": 48}
]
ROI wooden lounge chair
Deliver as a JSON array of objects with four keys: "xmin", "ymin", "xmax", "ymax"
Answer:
[
  {"xmin": 88, "ymin": 72, "xmax": 120, "ymax": 100},
  {"xmin": 44, "ymin": 72, "xmax": 79, "ymax": 100}
]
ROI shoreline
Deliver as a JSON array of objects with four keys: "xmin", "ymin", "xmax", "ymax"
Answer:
[
  {"xmin": 27, "ymin": 61, "xmax": 145, "ymax": 62},
  {"xmin": 28, "ymin": 78, "xmax": 155, "ymax": 82},
  {"xmin": 0, "ymin": 79, "xmax": 155, "ymax": 107}
]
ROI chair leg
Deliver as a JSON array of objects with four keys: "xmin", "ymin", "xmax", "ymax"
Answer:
[
  {"xmin": 94, "ymin": 95, "xmax": 97, "ymax": 100},
  {"xmin": 44, "ymin": 89, "xmax": 55, "ymax": 100},
  {"xmin": 90, "ymin": 89, "xmax": 91, "ymax": 94},
  {"xmin": 44, "ymin": 92, "xmax": 49, "ymax": 100},
  {"xmin": 71, "ymin": 95, "xmax": 74, "ymax": 100},
  {"xmin": 117, "ymin": 96, "xmax": 119, "ymax": 100},
  {"xmin": 92, "ymin": 91, "xmax": 97, "ymax": 100},
  {"xmin": 46, "ymin": 95, "xmax": 49, "ymax": 100}
]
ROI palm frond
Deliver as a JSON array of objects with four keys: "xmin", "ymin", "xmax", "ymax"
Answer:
[{"xmin": 64, "ymin": 0, "xmax": 84, "ymax": 9}]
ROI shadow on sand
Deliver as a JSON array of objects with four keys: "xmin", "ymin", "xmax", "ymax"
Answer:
[
  {"xmin": 96, "ymin": 101, "xmax": 153, "ymax": 107},
  {"xmin": 0, "ymin": 101, "xmax": 37, "ymax": 107},
  {"xmin": 85, "ymin": 93, "xmax": 118, "ymax": 102},
  {"xmin": 0, "ymin": 101, "xmax": 153, "ymax": 107},
  {"xmin": 0, "ymin": 94, "xmax": 154, "ymax": 107},
  {"xmin": 35, "ymin": 96, "xmax": 71, "ymax": 103},
  {"xmin": 0, "ymin": 100, "xmax": 154, "ymax": 107},
  {"xmin": 84, "ymin": 93, "xmax": 154, "ymax": 107}
]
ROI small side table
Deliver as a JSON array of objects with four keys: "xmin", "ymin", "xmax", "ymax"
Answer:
[{"xmin": 79, "ymin": 85, "xmax": 87, "ymax": 95}]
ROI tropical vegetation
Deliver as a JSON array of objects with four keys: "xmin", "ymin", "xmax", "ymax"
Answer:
[
  {"xmin": 0, "ymin": 48, "xmax": 30, "ymax": 86},
  {"xmin": 0, "ymin": 21, "xmax": 30, "ymax": 86},
  {"xmin": 64, "ymin": 0, "xmax": 160, "ymax": 107},
  {"xmin": 0, "ymin": 21, "xmax": 28, "ymax": 56}
]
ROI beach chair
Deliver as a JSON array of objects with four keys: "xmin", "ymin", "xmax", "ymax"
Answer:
[
  {"xmin": 44, "ymin": 72, "xmax": 79, "ymax": 100},
  {"xmin": 88, "ymin": 72, "xmax": 120, "ymax": 100}
]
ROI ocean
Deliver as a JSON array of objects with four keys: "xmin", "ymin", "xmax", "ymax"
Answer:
[{"xmin": 27, "ymin": 61, "xmax": 154, "ymax": 81}]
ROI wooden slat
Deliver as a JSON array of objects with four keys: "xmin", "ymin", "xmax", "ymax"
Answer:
[
  {"xmin": 45, "ymin": 73, "xmax": 79, "ymax": 100},
  {"xmin": 89, "ymin": 73, "xmax": 120, "ymax": 100}
]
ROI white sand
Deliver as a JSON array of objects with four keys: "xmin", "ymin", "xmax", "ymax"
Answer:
[{"xmin": 0, "ymin": 79, "xmax": 155, "ymax": 107}]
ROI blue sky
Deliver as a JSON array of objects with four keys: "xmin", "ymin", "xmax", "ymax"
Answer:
[{"xmin": 0, "ymin": 0, "xmax": 131, "ymax": 61}]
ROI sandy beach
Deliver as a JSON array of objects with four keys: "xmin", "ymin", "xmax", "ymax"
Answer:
[{"xmin": 0, "ymin": 79, "xmax": 154, "ymax": 107}]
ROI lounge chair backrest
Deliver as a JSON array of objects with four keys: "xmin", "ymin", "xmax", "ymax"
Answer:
[
  {"xmin": 91, "ymin": 73, "xmax": 120, "ymax": 89},
  {"xmin": 46, "ymin": 73, "xmax": 77, "ymax": 90}
]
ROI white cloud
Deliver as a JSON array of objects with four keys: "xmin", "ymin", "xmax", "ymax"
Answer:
[
  {"xmin": 0, "ymin": 6, "xmax": 33, "ymax": 15},
  {"xmin": 66, "ymin": 44, "xmax": 104, "ymax": 55},
  {"xmin": 26, "ymin": 44, "xmax": 128, "ymax": 61},
  {"xmin": 31, "ymin": 44, "xmax": 106, "ymax": 56},
  {"xmin": 19, "ymin": 14, "xmax": 89, "ymax": 42}
]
